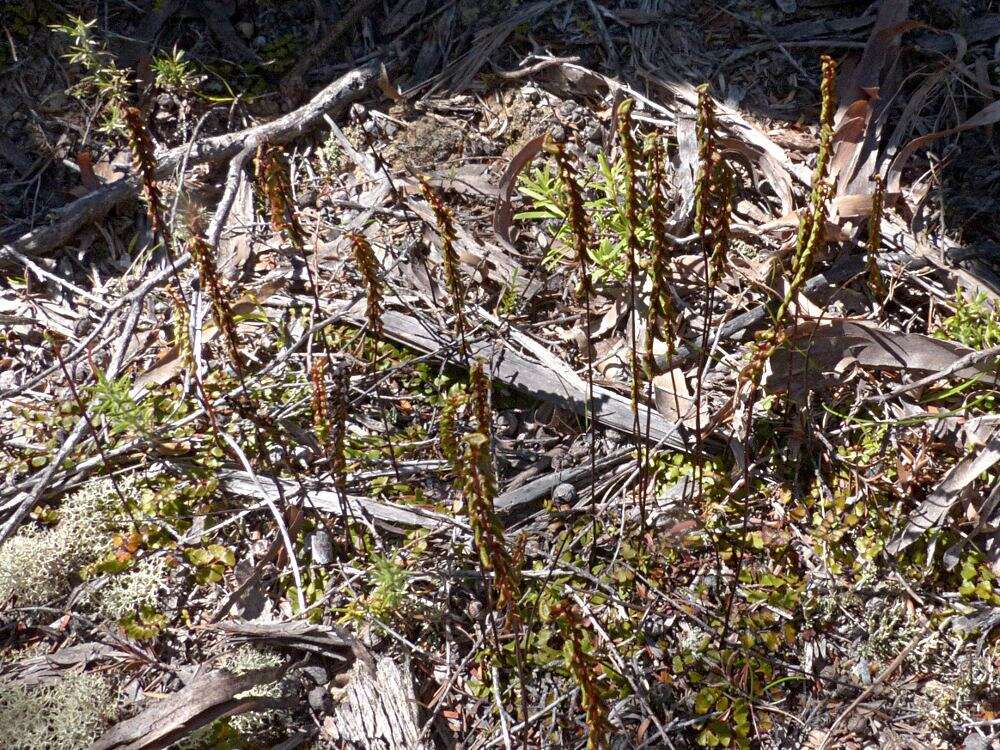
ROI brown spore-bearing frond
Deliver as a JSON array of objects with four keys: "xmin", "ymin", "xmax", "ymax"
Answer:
[
  {"xmin": 776, "ymin": 180, "xmax": 832, "ymax": 325},
  {"xmin": 551, "ymin": 602, "xmax": 611, "ymax": 750},
  {"xmin": 464, "ymin": 432, "xmax": 520, "ymax": 614},
  {"xmin": 693, "ymin": 85, "xmax": 735, "ymax": 285},
  {"xmin": 617, "ymin": 99, "xmax": 642, "ymax": 282},
  {"xmin": 645, "ymin": 137, "xmax": 676, "ymax": 375},
  {"xmin": 166, "ymin": 282, "xmax": 192, "ymax": 370},
  {"xmin": 122, "ymin": 105, "xmax": 169, "ymax": 245},
  {"xmin": 310, "ymin": 359, "xmax": 330, "ymax": 447},
  {"xmin": 189, "ymin": 235, "xmax": 243, "ymax": 372},
  {"xmin": 617, "ymin": 99, "xmax": 645, "ymax": 415},
  {"xmin": 774, "ymin": 56, "xmax": 837, "ymax": 327},
  {"xmin": 256, "ymin": 144, "xmax": 306, "ymax": 252},
  {"xmin": 329, "ymin": 366, "xmax": 349, "ymax": 497},
  {"xmin": 789, "ymin": 55, "xmax": 837, "ymax": 282},
  {"xmin": 706, "ymin": 162, "xmax": 734, "ymax": 284},
  {"xmin": 469, "ymin": 361, "xmax": 493, "ymax": 442},
  {"xmin": 419, "ymin": 178, "xmax": 467, "ymax": 345},
  {"xmin": 544, "ymin": 137, "xmax": 594, "ymax": 301},
  {"xmin": 867, "ymin": 174, "xmax": 887, "ymax": 300},
  {"xmin": 693, "ymin": 84, "xmax": 718, "ymax": 240},
  {"xmin": 348, "ymin": 232, "xmax": 383, "ymax": 339},
  {"xmin": 438, "ymin": 390, "xmax": 464, "ymax": 473}
]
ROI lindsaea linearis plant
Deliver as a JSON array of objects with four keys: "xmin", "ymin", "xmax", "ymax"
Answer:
[
  {"xmin": 543, "ymin": 135, "xmax": 600, "ymax": 556},
  {"xmin": 438, "ymin": 389, "xmax": 465, "ymax": 473},
  {"xmin": 616, "ymin": 99, "xmax": 644, "ymax": 430},
  {"xmin": 867, "ymin": 174, "xmax": 888, "ymax": 302},
  {"xmin": 645, "ymin": 136, "xmax": 676, "ymax": 375},
  {"xmin": 122, "ymin": 104, "xmax": 170, "ymax": 247},
  {"xmin": 694, "ymin": 84, "xmax": 734, "ymax": 285},
  {"xmin": 544, "ymin": 137, "xmax": 594, "ymax": 302},
  {"xmin": 775, "ymin": 54, "xmax": 836, "ymax": 326},
  {"xmin": 349, "ymin": 232, "xmax": 384, "ymax": 341},
  {"xmin": 166, "ymin": 281, "xmax": 192, "ymax": 372},
  {"xmin": 256, "ymin": 143, "xmax": 307, "ymax": 253},
  {"xmin": 189, "ymin": 235, "xmax": 243, "ymax": 373},
  {"xmin": 550, "ymin": 601, "xmax": 611, "ymax": 750},
  {"xmin": 463, "ymin": 431, "xmax": 521, "ymax": 615},
  {"xmin": 420, "ymin": 177, "xmax": 468, "ymax": 353},
  {"xmin": 310, "ymin": 359, "xmax": 330, "ymax": 448}
]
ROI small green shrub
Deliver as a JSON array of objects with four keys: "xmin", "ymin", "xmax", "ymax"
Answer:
[
  {"xmin": 936, "ymin": 290, "xmax": 1000, "ymax": 350},
  {"xmin": 518, "ymin": 152, "xmax": 651, "ymax": 284}
]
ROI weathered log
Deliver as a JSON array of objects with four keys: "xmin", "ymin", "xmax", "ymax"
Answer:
[{"xmin": 321, "ymin": 658, "xmax": 430, "ymax": 750}]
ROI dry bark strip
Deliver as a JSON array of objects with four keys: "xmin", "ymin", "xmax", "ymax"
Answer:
[
  {"xmin": 1, "ymin": 63, "xmax": 380, "ymax": 263},
  {"xmin": 217, "ymin": 470, "xmax": 467, "ymax": 532},
  {"xmin": 91, "ymin": 666, "xmax": 286, "ymax": 750},
  {"xmin": 886, "ymin": 429, "xmax": 1000, "ymax": 555}
]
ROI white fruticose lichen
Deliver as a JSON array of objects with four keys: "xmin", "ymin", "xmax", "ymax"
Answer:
[
  {"xmin": 92, "ymin": 556, "xmax": 168, "ymax": 621},
  {"xmin": 0, "ymin": 672, "xmax": 117, "ymax": 749},
  {"xmin": 218, "ymin": 645, "xmax": 284, "ymax": 738},
  {"xmin": 0, "ymin": 478, "xmax": 131, "ymax": 608}
]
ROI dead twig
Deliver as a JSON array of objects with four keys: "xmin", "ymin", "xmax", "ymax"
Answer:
[{"xmin": 1, "ymin": 63, "xmax": 380, "ymax": 263}]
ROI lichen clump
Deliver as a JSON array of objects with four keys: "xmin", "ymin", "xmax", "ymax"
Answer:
[
  {"xmin": 92, "ymin": 556, "xmax": 167, "ymax": 621},
  {"xmin": 0, "ymin": 673, "xmax": 117, "ymax": 749},
  {"xmin": 0, "ymin": 478, "xmax": 126, "ymax": 607}
]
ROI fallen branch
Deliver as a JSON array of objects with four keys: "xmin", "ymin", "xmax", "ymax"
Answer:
[
  {"xmin": 218, "ymin": 469, "xmax": 467, "ymax": 533},
  {"xmin": 92, "ymin": 665, "xmax": 287, "ymax": 750},
  {"xmin": 359, "ymin": 309, "xmax": 716, "ymax": 453},
  {"xmin": 867, "ymin": 342, "xmax": 1000, "ymax": 403},
  {"xmin": 1, "ymin": 63, "xmax": 380, "ymax": 263}
]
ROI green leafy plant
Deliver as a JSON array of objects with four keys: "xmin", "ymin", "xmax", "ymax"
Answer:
[
  {"xmin": 51, "ymin": 16, "xmax": 130, "ymax": 135},
  {"xmin": 366, "ymin": 555, "xmax": 410, "ymax": 619},
  {"xmin": 936, "ymin": 290, "xmax": 1000, "ymax": 350},
  {"xmin": 518, "ymin": 151, "xmax": 651, "ymax": 284},
  {"xmin": 151, "ymin": 47, "xmax": 200, "ymax": 93},
  {"xmin": 185, "ymin": 543, "xmax": 236, "ymax": 585},
  {"xmin": 90, "ymin": 372, "xmax": 155, "ymax": 438}
]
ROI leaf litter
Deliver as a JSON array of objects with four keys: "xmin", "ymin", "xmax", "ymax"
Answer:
[{"xmin": 2, "ymin": 1, "xmax": 1000, "ymax": 749}]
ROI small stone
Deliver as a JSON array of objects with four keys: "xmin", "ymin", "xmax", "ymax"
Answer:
[
  {"xmin": 383, "ymin": 121, "xmax": 399, "ymax": 137},
  {"xmin": 301, "ymin": 665, "xmax": 329, "ymax": 685},
  {"xmin": 497, "ymin": 411, "xmax": 519, "ymax": 438},
  {"xmin": 308, "ymin": 685, "xmax": 333, "ymax": 713},
  {"xmin": 549, "ymin": 124, "xmax": 567, "ymax": 143},
  {"xmin": 349, "ymin": 103, "xmax": 367, "ymax": 122},
  {"xmin": 310, "ymin": 530, "xmax": 333, "ymax": 565},
  {"xmin": 585, "ymin": 141, "xmax": 601, "ymax": 159},
  {"xmin": 253, "ymin": 35, "xmax": 266, "ymax": 47},
  {"xmin": 552, "ymin": 483, "xmax": 576, "ymax": 504},
  {"xmin": 236, "ymin": 21, "xmax": 255, "ymax": 38}
]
